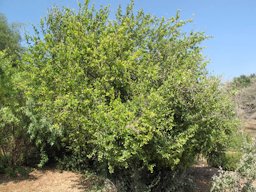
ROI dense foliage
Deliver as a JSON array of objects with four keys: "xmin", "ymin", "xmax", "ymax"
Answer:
[
  {"xmin": 0, "ymin": 1, "xmax": 239, "ymax": 190},
  {"xmin": 0, "ymin": 15, "xmax": 34, "ymax": 175},
  {"xmin": 22, "ymin": 0, "xmax": 237, "ymax": 175}
]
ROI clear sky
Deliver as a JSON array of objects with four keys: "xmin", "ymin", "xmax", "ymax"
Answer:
[{"xmin": 0, "ymin": 0, "xmax": 255, "ymax": 80}]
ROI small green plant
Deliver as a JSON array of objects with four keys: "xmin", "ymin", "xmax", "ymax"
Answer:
[
  {"xmin": 3, "ymin": 166, "xmax": 31, "ymax": 178},
  {"xmin": 223, "ymin": 152, "xmax": 242, "ymax": 171},
  {"xmin": 0, "ymin": 155, "xmax": 10, "ymax": 173},
  {"xmin": 208, "ymin": 151, "xmax": 242, "ymax": 171},
  {"xmin": 207, "ymin": 131, "xmax": 248, "ymax": 171}
]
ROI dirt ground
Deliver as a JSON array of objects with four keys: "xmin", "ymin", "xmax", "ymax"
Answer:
[
  {"xmin": 0, "ymin": 166, "xmax": 217, "ymax": 192},
  {"xmin": 0, "ymin": 169, "xmax": 91, "ymax": 192},
  {"xmin": 188, "ymin": 166, "xmax": 219, "ymax": 192},
  {"xmin": 244, "ymin": 119, "xmax": 256, "ymax": 137}
]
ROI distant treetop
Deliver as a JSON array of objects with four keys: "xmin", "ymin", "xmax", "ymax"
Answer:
[{"xmin": 0, "ymin": 13, "xmax": 21, "ymax": 54}]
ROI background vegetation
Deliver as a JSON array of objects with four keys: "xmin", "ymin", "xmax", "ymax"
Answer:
[{"xmin": 210, "ymin": 74, "xmax": 256, "ymax": 192}]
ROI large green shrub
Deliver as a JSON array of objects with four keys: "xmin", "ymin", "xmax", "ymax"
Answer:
[{"xmin": 20, "ymin": 0, "xmax": 237, "ymax": 190}]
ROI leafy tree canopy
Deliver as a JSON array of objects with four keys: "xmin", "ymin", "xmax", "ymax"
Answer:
[
  {"xmin": 0, "ymin": 14, "xmax": 21, "ymax": 54},
  {"xmin": 21, "ymin": 0, "xmax": 237, "ymax": 178}
]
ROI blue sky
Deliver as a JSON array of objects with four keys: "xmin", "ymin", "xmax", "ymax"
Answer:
[{"xmin": 0, "ymin": 0, "xmax": 255, "ymax": 80}]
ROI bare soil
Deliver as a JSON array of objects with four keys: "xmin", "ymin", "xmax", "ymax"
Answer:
[
  {"xmin": 188, "ymin": 166, "xmax": 219, "ymax": 192},
  {"xmin": 244, "ymin": 119, "xmax": 256, "ymax": 137},
  {"xmin": 0, "ymin": 166, "xmax": 218, "ymax": 192},
  {"xmin": 0, "ymin": 169, "xmax": 91, "ymax": 192}
]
